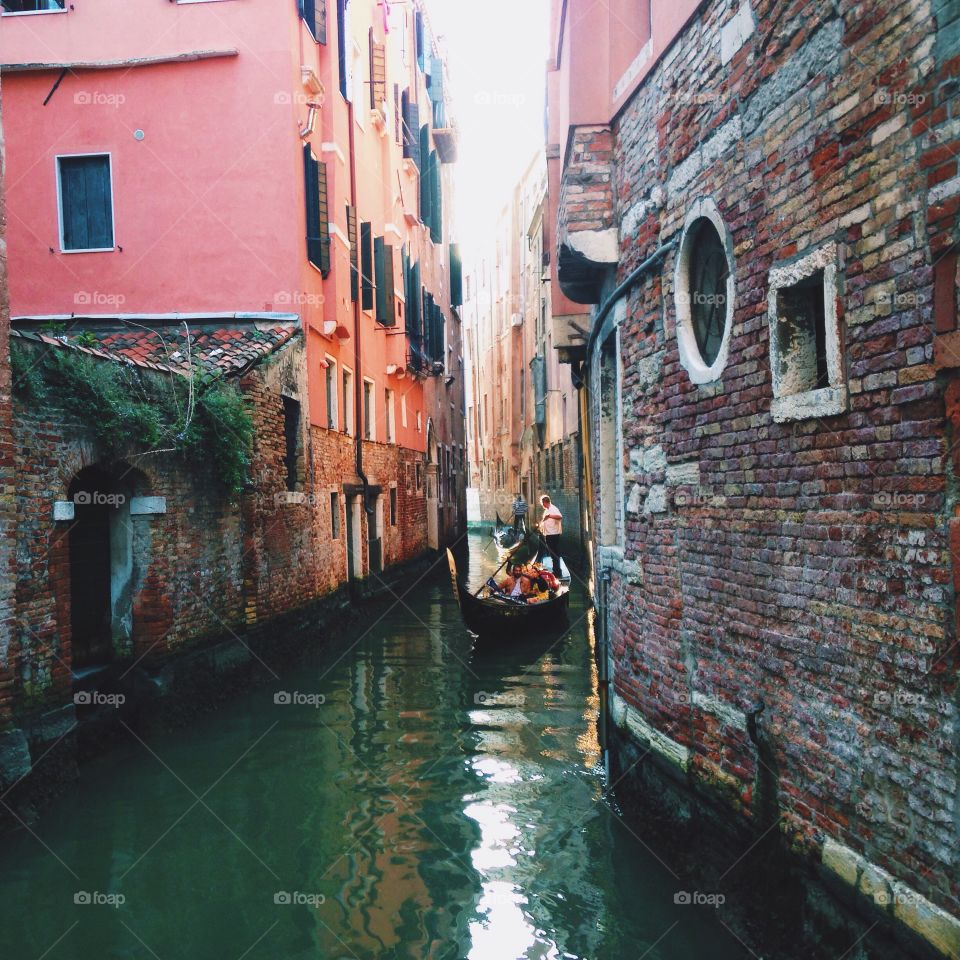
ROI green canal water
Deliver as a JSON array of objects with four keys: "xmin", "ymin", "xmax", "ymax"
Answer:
[{"xmin": 0, "ymin": 534, "xmax": 747, "ymax": 959}]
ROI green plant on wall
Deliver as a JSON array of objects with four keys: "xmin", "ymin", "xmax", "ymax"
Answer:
[{"xmin": 11, "ymin": 341, "xmax": 254, "ymax": 494}]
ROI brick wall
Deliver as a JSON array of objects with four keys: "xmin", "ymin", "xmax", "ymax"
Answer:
[
  {"xmin": 7, "ymin": 337, "xmax": 432, "ymax": 720},
  {"xmin": 576, "ymin": 0, "xmax": 959, "ymax": 934},
  {"xmin": 0, "ymin": 85, "xmax": 13, "ymax": 727}
]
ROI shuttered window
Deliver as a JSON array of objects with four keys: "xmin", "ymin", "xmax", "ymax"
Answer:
[
  {"xmin": 303, "ymin": 146, "xmax": 330, "ymax": 275},
  {"xmin": 449, "ymin": 243, "xmax": 463, "ymax": 307},
  {"xmin": 430, "ymin": 150, "xmax": 442, "ymax": 243},
  {"xmin": 337, "ymin": 0, "xmax": 349, "ymax": 99},
  {"xmin": 368, "ymin": 31, "xmax": 386, "ymax": 110},
  {"xmin": 300, "ymin": 0, "xmax": 327, "ymax": 44},
  {"xmin": 393, "ymin": 85, "xmax": 401, "ymax": 143},
  {"xmin": 414, "ymin": 11, "xmax": 425, "ymax": 72},
  {"xmin": 374, "ymin": 238, "xmax": 396, "ymax": 326},
  {"xmin": 58, "ymin": 154, "xmax": 114, "ymax": 252},
  {"xmin": 360, "ymin": 221, "xmax": 374, "ymax": 311},
  {"xmin": 347, "ymin": 205, "xmax": 359, "ymax": 302},
  {"xmin": 402, "ymin": 93, "xmax": 420, "ymax": 168},
  {"xmin": 419, "ymin": 127, "xmax": 431, "ymax": 224}
]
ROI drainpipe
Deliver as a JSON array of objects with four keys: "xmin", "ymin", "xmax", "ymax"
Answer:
[
  {"xmin": 346, "ymin": 98, "xmax": 374, "ymax": 527},
  {"xmin": 571, "ymin": 237, "xmax": 677, "ymax": 776}
]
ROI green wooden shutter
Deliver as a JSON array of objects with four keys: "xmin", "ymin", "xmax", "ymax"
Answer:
[
  {"xmin": 403, "ymin": 95, "xmax": 421, "ymax": 169},
  {"xmin": 318, "ymin": 161, "xmax": 331, "ymax": 276},
  {"xmin": 60, "ymin": 155, "xmax": 113, "ymax": 251},
  {"xmin": 430, "ymin": 151, "xmax": 442, "ymax": 243},
  {"xmin": 303, "ymin": 145, "xmax": 324, "ymax": 271},
  {"xmin": 374, "ymin": 236, "xmax": 387, "ymax": 323},
  {"xmin": 382, "ymin": 244, "xmax": 396, "ymax": 326},
  {"xmin": 360, "ymin": 221, "xmax": 374, "ymax": 310},
  {"xmin": 347, "ymin": 205, "xmax": 359, "ymax": 302},
  {"xmin": 419, "ymin": 127, "xmax": 432, "ymax": 224},
  {"xmin": 449, "ymin": 243, "xmax": 463, "ymax": 307}
]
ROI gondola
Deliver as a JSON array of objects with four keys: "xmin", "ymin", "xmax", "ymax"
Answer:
[
  {"xmin": 492, "ymin": 513, "xmax": 523, "ymax": 551},
  {"xmin": 446, "ymin": 548, "xmax": 570, "ymax": 637}
]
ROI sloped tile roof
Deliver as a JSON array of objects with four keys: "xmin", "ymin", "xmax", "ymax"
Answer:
[{"xmin": 11, "ymin": 319, "xmax": 300, "ymax": 377}]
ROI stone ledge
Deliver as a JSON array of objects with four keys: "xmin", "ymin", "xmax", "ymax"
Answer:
[
  {"xmin": 610, "ymin": 690, "xmax": 690, "ymax": 772},
  {"xmin": 821, "ymin": 838, "xmax": 960, "ymax": 958}
]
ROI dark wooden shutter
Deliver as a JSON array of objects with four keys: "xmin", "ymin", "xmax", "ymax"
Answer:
[
  {"xmin": 360, "ymin": 221, "xmax": 374, "ymax": 310},
  {"xmin": 402, "ymin": 94, "xmax": 420, "ymax": 169},
  {"xmin": 430, "ymin": 151, "xmax": 442, "ymax": 243},
  {"xmin": 318, "ymin": 161, "xmax": 331, "ymax": 276},
  {"xmin": 382, "ymin": 244, "xmax": 396, "ymax": 326},
  {"xmin": 315, "ymin": 0, "xmax": 327, "ymax": 44},
  {"xmin": 337, "ymin": 0, "xmax": 349, "ymax": 99},
  {"xmin": 419, "ymin": 128, "xmax": 432, "ymax": 224},
  {"xmin": 414, "ymin": 11, "xmax": 425, "ymax": 71},
  {"xmin": 449, "ymin": 243, "xmax": 463, "ymax": 307},
  {"xmin": 347, "ymin": 205, "xmax": 359, "ymax": 302},
  {"xmin": 304, "ymin": 146, "xmax": 323, "ymax": 270},
  {"xmin": 60, "ymin": 155, "xmax": 113, "ymax": 251},
  {"xmin": 374, "ymin": 236, "xmax": 387, "ymax": 323}
]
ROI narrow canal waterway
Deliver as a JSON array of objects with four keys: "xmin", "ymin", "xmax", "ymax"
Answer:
[{"xmin": 0, "ymin": 533, "xmax": 748, "ymax": 960}]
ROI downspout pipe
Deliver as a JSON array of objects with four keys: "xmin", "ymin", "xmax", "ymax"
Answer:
[
  {"xmin": 583, "ymin": 238, "xmax": 678, "ymax": 367},
  {"xmin": 346, "ymin": 97, "xmax": 374, "ymax": 521}
]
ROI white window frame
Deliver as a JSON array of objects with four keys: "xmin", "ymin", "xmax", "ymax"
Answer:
[
  {"xmin": 673, "ymin": 196, "xmax": 735, "ymax": 384},
  {"xmin": 325, "ymin": 355, "xmax": 339, "ymax": 430},
  {"xmin": 342, "ymin": 365, "xmax": 355, "ymax": 436},
  {"xmin": 385, "ymin": 388, "xmax": 396, "ymax": 444},
  {"xmin": 56, "ymin": 152, "xmax": 116, "ymax": 254},
  {"xmin": 767, "ymin": 241, "xmax": 846, "ymax": 423},
  {"xmin": 2, "ymin": 1, "xmax": 67, "ymax": 15},
  {"xmin": 363, "ymin": 377, "xmax": 376, "ymax": 441}
]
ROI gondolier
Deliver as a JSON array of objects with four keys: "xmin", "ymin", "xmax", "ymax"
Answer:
[
  {"xmin": 511, "ymin": 492, "xmax": 528, "ymax": 533},
  {"xmin": 538, "ymin": 495, "xmax": 564, "ymax": 576}
]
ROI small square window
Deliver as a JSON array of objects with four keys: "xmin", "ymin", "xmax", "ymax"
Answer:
[
  {"xmin": 390, "ymin": 487, "xmax": 397, "ymax": 526},
  {"xmin": 767, "ymin": 243, "xmax": 846, "ymax": 423},
  {"xmin": 58, "ymin": 154, "xmax": 114, "ymax": 252}
]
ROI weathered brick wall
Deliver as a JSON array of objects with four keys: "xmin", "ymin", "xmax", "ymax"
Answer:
[
  {"xmin": 0, "ymin": 85, "xmax": 13, "ymax": 726},
  {"xmin": 558, "ymin": 127, "xmax": 616, "ymax": 241},
  {"xmin": 589, "ymin": 0, "xmax": 959, "ymax": 926},
  {"xmin": 8, "ymin": 339, "xmax": 433, "ymax": 718}
]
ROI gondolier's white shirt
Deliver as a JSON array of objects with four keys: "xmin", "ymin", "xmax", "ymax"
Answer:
[{"xmin": 541, "ymin": 506, "xmax": 563, "ymax": 536}]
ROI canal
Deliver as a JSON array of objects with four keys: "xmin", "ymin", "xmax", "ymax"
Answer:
[{"xmin": 0, "ymin": 533, "xmax": 748, "ymax": 960}]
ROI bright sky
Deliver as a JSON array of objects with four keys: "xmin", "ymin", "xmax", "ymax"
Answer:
[{"xmin": 425, "ymin": 0, "xmax": 550, "ymax": 261}]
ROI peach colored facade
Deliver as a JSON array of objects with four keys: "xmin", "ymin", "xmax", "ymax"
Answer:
[{"xmin": 0, "ymin": 0, "xmax": 465, "ymax": 553}]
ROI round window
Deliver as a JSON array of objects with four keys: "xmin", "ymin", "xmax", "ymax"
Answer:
[
  {"xmin": 673, "ymin": 199, "xmax": 735, "ymax": 384},
  {"xmin": 688, "ymin": 219, "xmax": 729, "ymax": 367}
]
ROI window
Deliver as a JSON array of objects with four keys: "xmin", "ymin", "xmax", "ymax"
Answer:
[
  {"xmin": 363, "ymin": 379, "xmax": 375, "ymax": 440},
  {"xmin": 330, "ymin": 491, "xmax": 341, "ymax": 538},
  {"xmin": 299, "ymin": 0, "xmax": 327, "ymax": 43},
  {"xmin": 303, "ymin": 146, "xmax": 331, "ymax": 275},
  {"xmin": 374, "ymin": 238, "xmax": 396, "ymax": 326},
  {"xmin": 416, "ymin": 460, "xmax": 423, "ymax": 491},
  {"xmin": 347, "ymin": 205, "xmax": 359, "ymax": 302},
  {"xmin": 336, "ymin": 0, "xmax": 351, "ymax": 100},
  {"xmin": 385, "ymin": 388, "xmax": 396, "ymax": 443},
  {"xmin": 416, "ymin": 410, "xmax": 422, "ymax": 433},
  {"xmin": 325, "ymin": 357, "xmax": 338, "ymax": 430},
  {"xmin": 342, "ymin": 367, "xmax": 354, "ymax": 435},
  {"xmin": 390, "ymin": 486, "xmax": 397, "ymax": 526},
  {"xmin": 2, "ymin": 0, "xmax": 65, "ymax": 12},
  {"xmin": 767, "ymin": 242, "xmax": 845, "ymax": 422},
  {"xmin": 368, "ymin": 29, "xmax": 386, "ymax": 112},
  {"xmin": 674, "ymin": 197, "xmax": 735, "ymax": 383},
  {"xmin": 360, "ymin": 222, "xmax": 374, "ymax": 310},
  {"xmin": 282, "ymin": 397, "xmax": 301, "ymax": 492},
  {"xmin": 57, "ymin": 155, "xmax": 114, "ymax": 252},
  {"xmin": 401, "ymin": 394, "xmax": 408, "ymax": 429}
]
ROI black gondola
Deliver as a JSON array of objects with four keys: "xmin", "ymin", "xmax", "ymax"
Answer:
[{"xmin": 446, "ymin": 548, "xmax": 570, "ymax": 637}]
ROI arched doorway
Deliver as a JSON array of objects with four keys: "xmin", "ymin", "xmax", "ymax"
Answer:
[
  {"xmin": 425, "ymin": 419, "xmax": 440, "ymax": 550},
  {"xmin": 67, "ymin": 465, "xmax": 139, "ymax": 670}
]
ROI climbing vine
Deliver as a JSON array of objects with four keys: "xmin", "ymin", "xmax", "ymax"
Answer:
[{"xmin": 11, "ymin": 338, "xmax": 255, "ymax": 494}]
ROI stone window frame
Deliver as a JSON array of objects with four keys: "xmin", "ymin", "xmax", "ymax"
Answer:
[
  {"xmin": 766, "ymin": 241, "xmax": 846, "ymax": 423},
  {"xmin": 673, "ymin": 197, "xmax": 736, "ymax": 384}
]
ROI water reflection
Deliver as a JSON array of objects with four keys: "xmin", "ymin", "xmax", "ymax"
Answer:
[{"xmin": 0, "ymin": 533, "xmax": 746, "ymax": 960}]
